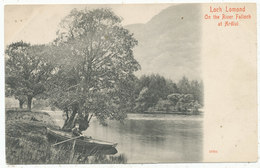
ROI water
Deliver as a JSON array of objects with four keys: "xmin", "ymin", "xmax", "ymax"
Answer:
[{"xmin": 48, "ymin": 111, "xmax": 203, "ymax": 163}]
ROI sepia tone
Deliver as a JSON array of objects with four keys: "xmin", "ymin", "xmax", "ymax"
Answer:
[{"xmin": 4, "ymin": 3, "xmax": 257, "ymax": 164}]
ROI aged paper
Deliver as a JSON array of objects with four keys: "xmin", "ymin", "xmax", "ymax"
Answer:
[
  {"xmin": 202, "ymin": 3, "xmax": 257, "ymax": 162},
  {"xmin": 3, "ymin": 2, "xmax": 258, "ymax": 164}
]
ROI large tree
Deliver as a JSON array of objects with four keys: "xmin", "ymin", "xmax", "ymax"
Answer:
[
  {"xmin": 5, "ymin": 41, "xmax": 54, "ymax": 110},
  {"xmin": 49, "ymin": 8, "xmax": 140, "ymax": 131}
]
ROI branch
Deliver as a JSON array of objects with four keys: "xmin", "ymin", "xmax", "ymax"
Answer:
[
  {"xmin": 66, "ymin": 84, "xmax": 80, "ymax": 91},
  {"xmin": 88, "ymin": 114, "xmax": 93, "ymax": 123},
  {"xmin": 91, "ymin": 43, "xmax": 113, "ymax": 64},
  {"xmin": 93, "ymin": 51, "xmax": 119, "ymax": 71}
]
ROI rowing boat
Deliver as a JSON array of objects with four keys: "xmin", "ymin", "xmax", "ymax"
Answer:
[{"xmin": 47, "ymin": 128, "xmax": 118, "ymax": 155}]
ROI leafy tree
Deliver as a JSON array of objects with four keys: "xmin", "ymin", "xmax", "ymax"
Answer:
[
  {"xmin": 166, "ymin": 80, "xmax": 179, "ymax": 94},
  {"xmin": 134, "ymin": 87, "xmax": 149, "ymax": 112},
  {"xmin": 190, "ymin": 80, "xmax": 203, "ymax": 105},
  {"xmin": 153, "ymin": 98, "xmax": 172, "ymax": 112},
  {"xmin": 5, "ymin": 41, "xmax": 55, "ymax": 111},
  {"xmin": 167, "ymin": 93, "xmax": 181, "ymax": 106},
  {"xmin": 177, "ymin": 76, "xmax": 191, "ymax": 94},
  {"xmin": 175, "ymin": 94, "xmax": 194, "ymax": 112},
  {"xmin": 134, "ymin": 74, "xmax": 204, "ymax": 113},
  {"xmin": 49, "ymin": 8, "xmax": 140, "ymax": 131},
  {"xmin": 134, "ymin": 74, "xmax": 171, "ymax": 112}
]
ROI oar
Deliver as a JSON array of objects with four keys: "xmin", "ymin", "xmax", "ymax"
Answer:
[
  {"xmin": 85, "ymin": 137, "xmax": 118, "ymax": 147},
  {"xmin": 51, "ymin": 135, "xmax": 84, "ymax": 147}
]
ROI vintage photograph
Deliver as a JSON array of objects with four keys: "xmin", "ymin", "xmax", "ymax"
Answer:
[{"xmin": 5, "ymin": 4, "xmax": 204, "ymax": 164}]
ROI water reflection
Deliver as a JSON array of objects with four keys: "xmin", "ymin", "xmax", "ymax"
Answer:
[{"xmin": 85, "ymin": 113, "xmax": 203, "ymax": 163}]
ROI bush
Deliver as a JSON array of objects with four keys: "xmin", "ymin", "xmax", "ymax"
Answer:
[
  {"xmin": 6, "ymin": 121, "xmax": 51, "ymax": 164},
  {"xmin": 154, "ymin": 99, "xmax": 172, "ymax": 112},
  {"xmin": 147, "ymin": 93, "xmax": 202, "ymax": 113}
]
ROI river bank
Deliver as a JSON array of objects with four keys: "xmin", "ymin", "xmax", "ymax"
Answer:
[
  {"xmin": 6, "ymin": 109, "xmax": 126, "ymax": 164},
  {"xmin": 129, "ymin": 110, "xmax": 203, "ymax": 115}
]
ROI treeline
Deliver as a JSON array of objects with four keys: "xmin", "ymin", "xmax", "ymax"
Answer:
[
  {"xmin": 8, "ymin": 73, "xmax": 204, "ymax": 115},
  {"xmin": 133, "ymin": 75, "xmax": 203, "ymax": 114}
]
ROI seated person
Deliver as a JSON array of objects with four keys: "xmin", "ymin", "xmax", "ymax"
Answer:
[
  {"xmin": 72, "ymin": 122, "xmax": 92, "ymax": 140},
  {"xmin": 72, "ymin": 123, "xmax": 83, "ymax": 137}
]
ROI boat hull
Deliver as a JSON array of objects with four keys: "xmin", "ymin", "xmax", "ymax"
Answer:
[{"xmin": 47, "ymin": 128, "xmax": 118, "ymax": 156}]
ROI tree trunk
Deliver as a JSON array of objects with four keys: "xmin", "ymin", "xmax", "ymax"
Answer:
[
  {"xmin": 78, "ymin": 113, "xmax": 90, "ymax": 132},
  {"xmin": 19, "ymin": 100, "xmax": 24, "ymax": 109},
  {"xmin": 77, "ymin": 101, "xmax": 90, "ymax": 132},
  {"xmin": 62, "ymin": 108, "xmax": 78, "ymax": 132},
  {"xmin": 27, "ymin": 96, "xmax": 32, "ymax": 111}
]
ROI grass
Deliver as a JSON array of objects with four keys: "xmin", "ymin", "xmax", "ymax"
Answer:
[{"xmin": 6, "ymin": 110, "xmax": 127, "ymax": 164}]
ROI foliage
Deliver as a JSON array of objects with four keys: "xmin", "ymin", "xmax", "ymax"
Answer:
[
  {"xmin": 167, "ymin": 93, "xmax": 181, "ymax": 106},
  {"xmin": 149, "ymin": 93, "xmax": 201, "ymax": 113},
  {"xmin": 86, "ymin": 154, "xmax": 127, "ymax": 164},
  {"xmin": 5, "ymin": 110, "xmax": 54, "ymax": 164},
  {"xmin": 177, "ymin": 76, "xmax": 191, "ymax": 94},
  {"xmin": 48, "ymin": 8, "xmax": 140, "ymax": 130},
  {"xmin": 134, "ymin": 74, "xmax": 173, "ymax": 112},
  {"xmin": 134, "ymin": 74, "xmax": 203, "ymax": 113},
  {"xmin": 175, "ymin": 94, "xmax": 194, "ymax": 112},
  {"xmin": 6, "ymin": 110, "xmax": 127, "ymax": 164},
  {"xmin": 5, "ymin": 7, "xmax": 203, "ymax": 131},
  {"xmin": 148, "ymin": 99, "xmax": 172, "ymax": 112},
  {"xmin": 5, "ymin": 41, "xmax": 55, "ymax": 110},
  {"xmin": 134, "ymin": 87, "xmax": 149, "ymax": 112}
]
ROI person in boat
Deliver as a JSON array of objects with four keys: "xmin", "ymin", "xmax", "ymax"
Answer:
[
  {"xmin": 72, "ymin": 115, "xmax": 92, "ymax": 139},
  {"xmin": 72, "ymin": 123, "xmax": 83, "ymax": 137},
  {"xmin": 72, "ymin": 122, "xmax": 92, "ymax": 140}
]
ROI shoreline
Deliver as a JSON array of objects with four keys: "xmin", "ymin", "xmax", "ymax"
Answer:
[
  {"xmin": 128, "ymin": 111, "xmax": 203, "ymax": 115},
  {"xmin": 5, "ymin": 109, "xmax": 127, "ymax": 164}
]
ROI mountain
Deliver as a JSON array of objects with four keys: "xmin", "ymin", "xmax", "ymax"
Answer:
[{"xmin": 125, "ymin": 4, "xmax": 202, "ymax": 81}]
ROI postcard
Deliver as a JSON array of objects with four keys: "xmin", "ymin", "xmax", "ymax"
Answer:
[{"xmin": 4, "ymin": 3, "xmax": 257, "ymax": 164}]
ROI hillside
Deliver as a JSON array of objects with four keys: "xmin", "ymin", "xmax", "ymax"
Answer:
[{"xmin": 125, "ymin": 4, "xmax": 202, "ymax": 81}]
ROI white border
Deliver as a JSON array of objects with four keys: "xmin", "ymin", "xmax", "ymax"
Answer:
[{"xmin": 0, "ymin": 0, "xmax": 259, "ymax": 168}]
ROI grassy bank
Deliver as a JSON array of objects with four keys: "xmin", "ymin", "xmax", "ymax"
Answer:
[{"xmin": 6, "ymin": 110, "xmax": 126, "ymax": 164}]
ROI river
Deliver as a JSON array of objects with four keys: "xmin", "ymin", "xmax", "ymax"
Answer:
[{"xmin": 47, "ymin": 111, "xmax": 203, "ymax": 163}]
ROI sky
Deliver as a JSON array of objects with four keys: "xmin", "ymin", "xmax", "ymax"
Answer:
[{"xmin": 5, "ymin": 4, "xmax": 172, "ymax": 45}]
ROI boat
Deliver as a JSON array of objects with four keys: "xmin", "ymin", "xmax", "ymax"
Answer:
[{"xmin": 47, "ymin": 128, "xmax": 118, "ymax": 156}]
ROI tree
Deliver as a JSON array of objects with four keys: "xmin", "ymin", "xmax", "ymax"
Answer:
[
  {"xmin": 167, "ymin": 93, "xmax": 181, "ymax": 107},
  {"xmin": 166, "ymin": 80, "xmax": 179, "ymax": 94},
  {"xmin": 190, "ymin": 80, "xmax": 203, "ymax": 105},
  {"xmin": 177, "ymin": 76, "xmax": 191, "ymax": 94},
  {"xmin": 6, "ymin": 87, "xmax": 27, "ymax": 109},
  {"xmin": 134, "ymin": 87, "xmax": 149, "ymax": 112},
  {"xmin": 175, "ymin": 94, "xmax": 194, "ymax": 112},
  {"xmin": 49, "ymin": 8, "xmax": 140, "ymax": 131},
  {"xmin": 153, "ymin": 98, "xmax": 172, "ymax": 112},
  {"xmin": 5, "ymin": 41, "xmax": 55, "ymax": 111},
  {"xmin": 134, "ymin": 74, "xmax": 172, "ymax": 112}
]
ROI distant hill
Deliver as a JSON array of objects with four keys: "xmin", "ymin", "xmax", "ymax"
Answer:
[{"xmin": 125, "ymin": 4, "xmax": 202, "ymax": 81}]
